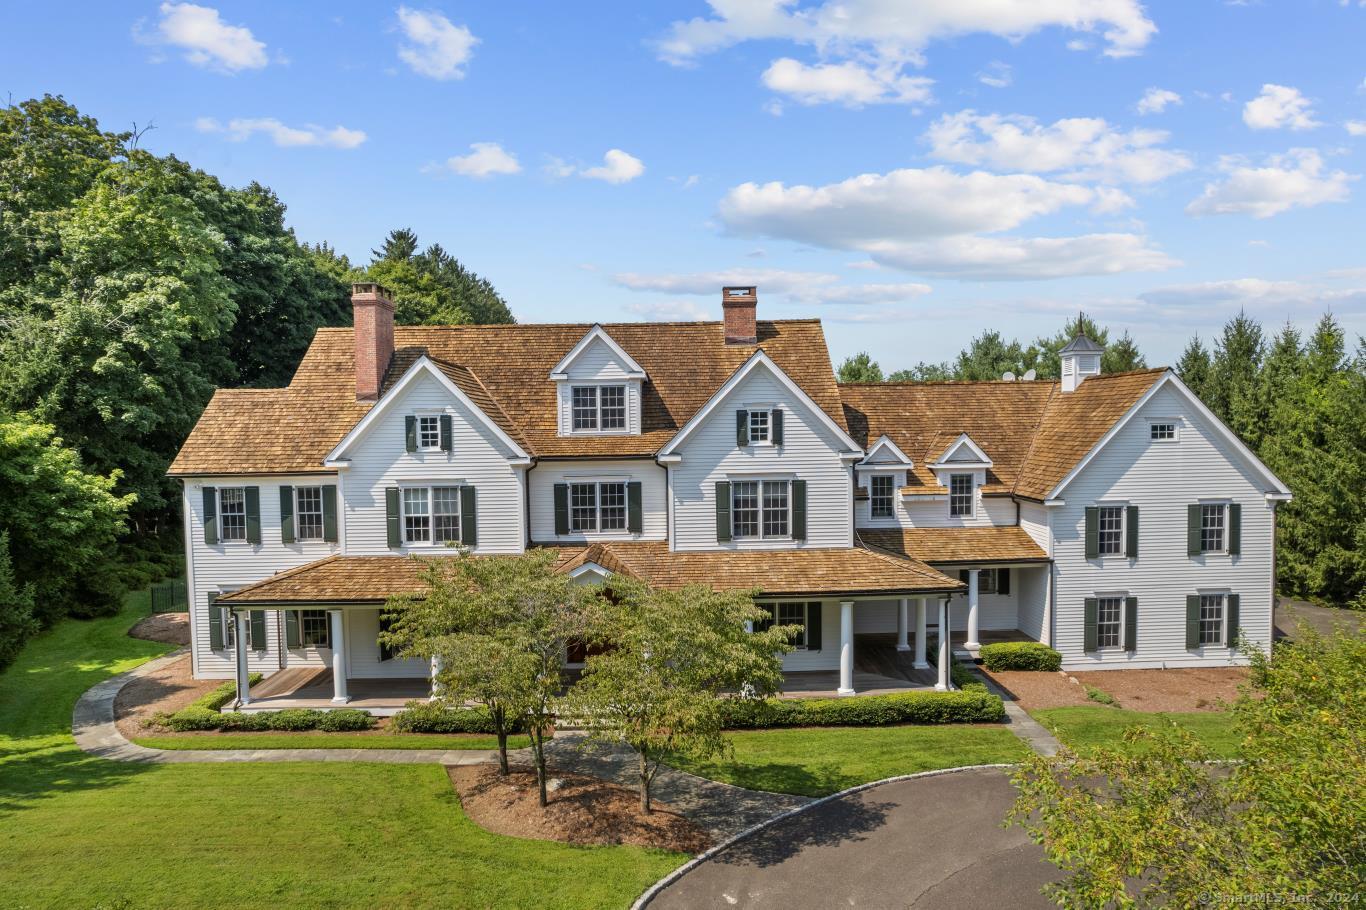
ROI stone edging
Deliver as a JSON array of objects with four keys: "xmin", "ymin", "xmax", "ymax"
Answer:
[{"xmin": 630, "ymin": 763, "xmax": 1019, "ymax": 910}]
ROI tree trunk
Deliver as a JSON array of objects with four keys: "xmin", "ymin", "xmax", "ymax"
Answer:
[
  {"xmin": 532, "ymin": 727, "xmax": 548, "ymax": 807},
  {"xmin": 639, "ymin": 749, "xmax": 652, "ymax": 814},
  {"xmin": 496, "ymin": 729, "xmax": 509, "ymax": 775}
]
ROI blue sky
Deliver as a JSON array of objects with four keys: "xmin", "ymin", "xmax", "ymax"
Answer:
[{"xmin": 8, "ymin": 2, "xmax": 1366, "ymax": 369}]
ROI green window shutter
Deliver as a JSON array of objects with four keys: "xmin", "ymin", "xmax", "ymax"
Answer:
[
  {"xmin": 959, "ymin": 569, "xmax": 969, "ymax": 583},
  {"xmin": 772, "ymin": 409, "xmax": 784, "ymax": 446},
  {"xmin": 203, "ymin": 487, "xmax": 218, "ymax": 545},
  {"xmin": 1083, "ymin": 597, "xmax": 1098, "ymax": 652},
  {"xmin": 1228, "ymin": 504, "xmax": 1241, "ymax": 556},
  {"xmin": 279, "ymin": 486, "xmax": 295, "ymax": 544},
  {"xmin": 322, "ymin": 485, "xmax": 338, "ymax": 542},
  {"xmin": 805, "ymin": 602, "xmax": 822, "ymax": 650},
  {"xmin": 460, "ymin": 486, "xmax": 477, "ymax": 546},
  {"xmin": 207, "ymin": 593, "xmax": 224, "ymax": 650},
  {"xmin": 378, "ymin": 613, "xmax": 393, "ymax": 662},
  {"xmin": 405, "ymin": 415, "xmax": 417, "ymax": 453},
  {"xmin": 715, "ymin": 481, "xmax": 732, "ymax": 542},
  {"xmin": 736, "ymin": 410, "xmax": 749, "ymax": 447},
  {"xmin": 754, "ymin": 604, "xmax": 774, "ymax": 632},
  {"xmin": 1186, "ymin": 595, "xmax": 1201, "ymax": 649},
  {"xmin": 1188, "ymin": 505, "xmax": 1202, "ymax": 556},
  {"xmin": 997, "ymin": 568, "xmax": 1010, "ymax": 595},
  {"xmin": 554, "ymin": 484, "xmax": 570, "ymax": 535},
  {"xmin": 627, "ymin": 481, "xmax": 643, "ymax": 533},
  {"xmin": 1124, "ymin": 596, "xmax": 1138, "ymax": 652},
  {"xmin": 1084, "ymin": 507, "xmax": 1099, "ymax": 559},
  {"xmin": 385, "ymin": 488, "xmax": 401, "ymax": 548},
  {"xmin": 440, "ymin": 414, "xmax": 453, "ymax": 453},
  {"xmin": 1126, "ymin": 506, "xmax": 1139, "ymax": 558},
  {"xmin": 250, "ymin": 611, "xmax": 266, "ymax": 651},
  {"xmin": 791, "ymin": 479, "xmax": 807, "ymax": 541},
  {"xmin": 244, "ymin": 486, "xmax": 261, "ymax": 545},
  {"xmin": 285, "ymin": 609, "xmax": 300, "ymax": 649},
  {"xmin": 1225, "ymin": 594, "xmax": 1240, "ymax": 648}
]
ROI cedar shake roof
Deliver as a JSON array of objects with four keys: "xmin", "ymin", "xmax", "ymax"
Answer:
[
  {"xmin": 170, "ymin": 319, "xmax": 844, "ymax": 475},
  {"xmin": 840, "ymin": 368, "xmax": 1166, "ymax": 501},
  {"xmin": 216, "ymin": 543, "xmax": 961, "ymax": 605},
  {"xmin": 859, "ymin": 527, "xmax": 1049, "ymax": 565}
]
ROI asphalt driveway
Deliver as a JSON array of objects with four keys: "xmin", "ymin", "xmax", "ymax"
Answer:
[
  {"xmin": 646, "ymin": 767, "xmax": 1057, "ymax": 909},
  {"xmin": 1275, "ymin": 597, "xmax": 1363, "ymax": 640}
]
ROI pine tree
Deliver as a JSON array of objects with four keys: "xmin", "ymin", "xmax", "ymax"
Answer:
[
  {"xmin": 372, "ymin": 228, "xmax": 419, "ymax": 263},
  {"xmin": 1176, "ymin": 336, "xmax": 1212, "ymax": 398}
]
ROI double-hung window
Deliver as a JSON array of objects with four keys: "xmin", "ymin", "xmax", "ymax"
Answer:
[
  {"xmin": 870, "ymin": 475, "xmax": 895, "ymax": 519},
  {"xmin": 572, "ymin": 387, "xmax": 598, "ymax": 430},
  {"xmin": 949, "ymin": 474, "xmax": 974, "ymax": 517},
  {"xmin": 417, "ymin": 415, "xmax": 442, "ymax": 451},
  {"xmin": 296, "ymin": 486, "xmax": 324, "ymax": 540},
  {"xmin": 1200, "ymin": 504, "xmax": 1226, "ymax": 553},
  {"xmin": 403, "ymin": 486, "xmax": 461, "ymax": 544},
  {"xmin": 1098, "ymin": 506, "xmax": 1125, "ymax": 556},
  {"xmin": 1097, "ymin": 596, "xmax": 1124, "ymax": 649},
  {"xmin": 1198, "ymin": 594, "xmax": 1225, "ymax": 645},
  {"xmin": 732, "ymin": 480, "xmax": 790, "ymax": 539},
  {"xmin": 570, "ymin": 483, "xmax": 598, "ymax": 532},
  {"xmin": 568, "ymin": 481, "xmax": 629, "ymax": 533},
  {"xmin": 300, "ymin": 609, "xmax": 331, "ymax": 647},
  {"xmin": 571, "ymin": 385, "xmax": 627, "ymax": 432},
  {"xmin": 777, "ymin": 603, "xmax": 808, "ymax": 648},
  {"xmin": 748, "ymin": 409, "xmax": 771, "ymax": 444},
  {"xmin": 600, "ymin": 386, "xmax": 626, "ymax": 430},
  {"xmin": 219, "ymin": 488, "xmax": 247, "ymax": 542}
]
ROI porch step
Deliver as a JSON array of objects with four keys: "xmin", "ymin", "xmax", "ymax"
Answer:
[{"xmin": 953, "ymin": 648, "xmax": 981, "ymax": 664}]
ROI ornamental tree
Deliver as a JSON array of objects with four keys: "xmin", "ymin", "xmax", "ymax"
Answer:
[{"xmin": 567, "ymin": 578, "xmax": 794, "ymax": 813}]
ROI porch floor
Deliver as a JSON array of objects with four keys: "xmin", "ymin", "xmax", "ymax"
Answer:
[
  {"xmin": 778, "ymin": 635, "xmax": 938, "ymax": 698},
  {"xmin": 241, "ymin": 668, "xmax": 429, "ymax": 715}
]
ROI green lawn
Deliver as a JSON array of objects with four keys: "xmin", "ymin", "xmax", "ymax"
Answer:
[
  {"xmin": 0, "ymin": 590, "xmax": 685, "ymax": 909},
  {"xmin": 1032, "ymin": 706, "xmax": 1243, "ymax": 758},
  {"xmin": 135, "ymin": 732, "xmax": 529, "ymax": 750},
  {"xmin": 667, "ymin": 724, "xmax": 1029, "ymax": 797}
]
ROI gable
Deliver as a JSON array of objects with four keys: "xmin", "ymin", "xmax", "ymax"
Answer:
[
  {"xmin": 934, "ymin": 433, "xmax": 993, "ymax": 467},
  {"xmin": 550, "ymin": 326, "xmax": 646, "ymax": 381}
]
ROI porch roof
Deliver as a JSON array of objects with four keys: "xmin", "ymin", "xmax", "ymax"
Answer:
[{"xmin": 858, "ymin": 527, "xmax": 1049, "ymax": 566}]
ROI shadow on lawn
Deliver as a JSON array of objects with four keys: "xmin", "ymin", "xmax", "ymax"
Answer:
[
  {"xmin": 698, "ymin": 761, "xmax": 852, "ymax": 798},
  {"xmin": 713, "ymin": 794, "xmax": 895, "ymax": 868},
  {"xmin": 0, "ymin": 743, "xmax": 155, "ymax": 815}
]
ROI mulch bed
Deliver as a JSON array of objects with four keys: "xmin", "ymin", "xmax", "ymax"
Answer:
[
  {"xmin": 114, "ymin": 653, "xmax": 223, "ymax": 740},
  {"xmin": 983, "ymin": 666, "xmax": 1250, "ymax": 712},
  {"xmin": 448, "ymin": 763, "xmax": 711, "ymax": 854},
  {"xmin": 128, "ymin": 612, "xmax": 191, "ymax": 645}
]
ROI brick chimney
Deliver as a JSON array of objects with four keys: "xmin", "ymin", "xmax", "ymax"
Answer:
[
  {"xmin": 352, "ymin": 283, "xmax": 394, "ymax": 401},
  {"xmin": 722, "ymin": 286, "xmax": 757, "ymax": 345}
]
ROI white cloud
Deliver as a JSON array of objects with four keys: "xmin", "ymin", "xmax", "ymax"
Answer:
[
  {"xmin": 977, "ymin": 61, "xmax": 1012, "ymax": 89},
  {"xmin": 1136, "ymin": 87, "xmax": 1181, "ymax": 114},
  {"xmin": 580, "ymin": 149, "xmax": 645, "ymax": 184},
  {"xmin": 442, "ymin": 142, "xmax": 521, "ymax": 178},
  {"xmin": 396, "ymin": 6, "xmax": 478, "ymax": 80},
  {"xmin": 1243, "ymin": 84, "xmax": 1320, "ymax": 130},
  {"xmin": 761, "ymin": 58, "xmax": 933, "ymax": 107},
  {"xmin": 195, "ymin": 117, "xmax": 366, "ymax": 148},
  {"xmin": 923, "ymin": 111, "xmax": 1193, "ymax": 184},
  {"xmin": 614, "ymin": 269, "xmax": 932, "ymax": 307},
  {"xmin": 1138, "ymin": 277, "xmax": 1366, "ymax": 315},
  {"xmin": 142, "ymin": 2, "xmax": 267, "ymax": 73},
  {"xmin": 542, "ymin": 156, "xmax": 577, "ymax": 179},
  {"xmin": 1186, "ymin": 149, "xmax": 1354, "ymax": 218},
  {"xmin": 1347, "ymin": 121, "xmax": 1366, "ymax": 136},
  {"xmin": 1066, "ymin": 38, "xmax": 1092, "ymax": 51},
  {"xmin": 867, "ymin": 234, "xmax": 1176, "ymax": 280}
]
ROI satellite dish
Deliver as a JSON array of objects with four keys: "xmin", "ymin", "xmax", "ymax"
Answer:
[
  {"xmin": 1023, "ymin": 369, "xmax": 1037, "ymax": 381},
  {"xmin": 1002, "ymin": 371, "xmax": 1016, "ymax": 382}
]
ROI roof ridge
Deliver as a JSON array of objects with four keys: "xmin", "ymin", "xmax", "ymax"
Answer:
[{"xmin": 1011, "ymin": 380, "xmax": 1061, "ymax": 497}]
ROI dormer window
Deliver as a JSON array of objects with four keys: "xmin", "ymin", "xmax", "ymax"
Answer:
[
  {"xmin": 870, "ymin": 474, "xmax": 895, "ymax": 518},
  {"xmin": 571, "ymin": 384, "xmax": 627, "ymax": 432},
  {"xmin": 949, "ymin": 473, "xmax": 974, "ymax": 517}
]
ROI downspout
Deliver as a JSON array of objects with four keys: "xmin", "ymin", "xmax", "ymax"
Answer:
[
  {"xmin": 1269, "ymin": 499, "xmax": 1279, "ymax": 653},
  {"xmin": 524, "ymin": 459, "xmax": 537, "ymax": 549}
]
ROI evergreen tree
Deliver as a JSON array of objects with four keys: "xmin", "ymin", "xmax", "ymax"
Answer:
[
  {"xmin": 1207, "ymin": 311, "xmax": 1265, "ymax": 437},
  {"xmin": 1176, "ymin": 336, "xmax": 1212, "ymax": 398},
  {"xmin": 837, "ymin": 352, "xmax": 884, "ymax": 383},
  {"xmin": 0, "ymin": 531, "xmax": 38, "ymax": 671},
  {"xmin": 372, "ymin": 227, "xmax": 419, "ymax": 262},
  {"xmin": 890, "ymin": 363, "xmax": 953, "ymax": 381},
  {"xmin": 952, "ymin": 330, "xmax": 1040, "ymax": 380},
  {"xmin": 363, "ymin": 229, "xmax": 513, "ymax": 325}
]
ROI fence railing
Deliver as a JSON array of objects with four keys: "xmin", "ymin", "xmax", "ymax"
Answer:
[{"xmin": 150, "ymin": 581, "xmax": 188, "ymax": 613}]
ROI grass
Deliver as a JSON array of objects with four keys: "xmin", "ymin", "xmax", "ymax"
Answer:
[
  {"xmin": 0, "ymin": 589, "xmax": 685, "ymax": 909},
  {"xmin": 666, "ymin": 724, "xmax": 1029, "ymax": 797},
  {"xmin": 1084, "ymin": 685, "xmax": 1117, "ymax": 706},
  {"xmin": 1032, "ymin": 706, "xmax": 1243, "ymax": 758},
  {"xmin": 134, "ymin": 732, "xmax": 529, "ymax": 750}
]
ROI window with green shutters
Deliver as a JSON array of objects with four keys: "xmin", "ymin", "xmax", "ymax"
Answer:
[
  {"xmin": 552, "ymin": 481, "xmax": 642, "ymax": 535},
  {"xmin": 1189, "ymin": 503, "xmax": 1241, "ymax": 556},
  {"xmin": 760, "ymin": 601, "xmax": 821, "ymax": 650}
]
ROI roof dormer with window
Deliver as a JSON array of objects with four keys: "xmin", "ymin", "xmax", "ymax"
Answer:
[{"xmin": 550, "ymin": 325, "xmax": 646, "ymax": 436}]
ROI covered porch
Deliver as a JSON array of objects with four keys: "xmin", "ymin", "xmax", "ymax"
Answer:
[{"xmin": 241, "ymin": 668, "xmax": 431, "ymax": 715}]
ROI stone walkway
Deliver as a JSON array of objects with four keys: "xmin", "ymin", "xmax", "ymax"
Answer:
[{"xmin": 964, "ymin": 664, "xmax": 1062, "ymax": 757}]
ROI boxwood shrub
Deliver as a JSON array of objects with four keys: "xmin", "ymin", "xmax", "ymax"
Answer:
[
  {"xmin": 716, "ymin": 689, "xmax": 1005, "ymax": 729},
  {"xmin": 979, "ymin": 642, "xmax": 1063, "ymax": 672},
  {"xmin": 390, "ymin": 700, "xmax": 523, "ymax": 734},
  {"xmin": 160, "ymin": 706, "xmax": 375, "ymax": 733}
]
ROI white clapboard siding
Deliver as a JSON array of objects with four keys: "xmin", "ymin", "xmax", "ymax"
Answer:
[
  {"xmin": 671, "ymin": 366, "xmax": 853, "ymax": 551},
  {"xmin": 1052, "ymin": 382, "xmax": 1276, "ymax": 669},
  {"xmin": 345, "ymin": 608, "xmax": 429, "ymax": 679},
  {"xmin": 779, "ymin": 601, "xmax": 838, "ymax": 672},
  {"xmin": 555, "ymin": 334, "xmax": 642, "ymax": 436},
  {"xmin": 1016, "ymin": 565, "xmax": 1048, "ymax": 641},
  {"xmin": 898, "ymin": 486, "xmax": 1014, "ymax": 528},
  {"xmin": 341, "ymin": 371, "xmax": 526, "ymax": 556},
  {"xmin": 1019, "ymin": 501, "xmax": 1051, "ymax": 551},
  {"xmin": 529, "ymin": 459, "xmax": 667, "ymax": 542},
  {"xmin": 184, "ymin": 477, "xmax": 342, "ymax": 679}
]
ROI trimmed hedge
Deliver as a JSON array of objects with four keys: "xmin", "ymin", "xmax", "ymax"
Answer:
[
  {"xmin": 979, "ymin": 642, "xmax": 1062, "ymax": 672},
  {"xmin": 717, "ymin": 689, "xmax": 1005, "ymax": 729},
  {"xmin": 391, "ymin": 700, "xmax": 524, "ymax": 734},
  {"xmin": 161, "ymin": 706, "xmax": 375, "ymax": 733}
]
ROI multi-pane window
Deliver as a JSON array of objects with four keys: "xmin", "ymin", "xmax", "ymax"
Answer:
[
  {"xmin": 300, "ymin": 609, "xmax": 331, "ymax": 647},
  {"xmin": 404, "ymin": 487, "xmax": 430, "ymax": 542},
  {"xmin": 1098, "ymin": 506, "xmax": 1125, "ymax": 555},
  {"xmin": 221, "ymin": 606, "xmax": 249, "ymax": 649},
  {"xmin": 748, "ymin": 409, "xmax": 771, "ymax": 444},
  {"xmin": 600, "ymin": 386, "xmax": 626, "ymax": 430},
  {"xmin": 1199, "ymin": 594, "xmax": 1225, "ymax": 645},
  {"xmin": 1151, "ymin": 422, "xmax": 1176, "ymax": 441},
  {"xmin": 978, "ymin": 568, "xmax": 998, "ymax": 595},
  {"xmin": 417, "ymin": 415, "xmax": 441, "ymax": 450},
  {"xmin": 570, "ymin": 483, "xmax": 599, "ymax": 531},
  {"xmin": 732, "ymin": 481, "xmax": 760, "ymax": 538},
  {"xmin": 762, "ymin": 481, "xmax": 789, "ymax": 537},
  {"xmin": 1201, "ymin": 504, "xmax": 1226, "ymax": 553},
  {"xmin": 599, "ymin": 482, "xmax": 627, "ymax": 531},
  {"xmin": 949, "ymin": 474, "xmax": 974, "ymax": 517},
  {"xmin": 403, "ymin": 486, "xmax": 461, "ymax": 544},
  {"xmin": 219, "ymin": 488, "xmax": 247, "ymax": 541},
  {"xmin": 432, "ymin": 487, "xmax": 461, "ymax": 542},
  {"xmin": 732, "ymin": 480, "xmax": 791, "ymax": 539},
  {"xmin": 777, "ymin": 603, "xmax": 808, "ymax": 648},
  {"xmin": 296, "ymin": 486, "xmax": 324, "ymax": 540},
  {"xmin": 572, "ymin": 386, "xmax": 598, "ymax": 430},
  {"xmin": 870, "ymin": 475, "xmax": 895, "ymax": 518},
  {"xmin": 1097, "ymin": 596, "xmax": 1123, "ymax": 648}
]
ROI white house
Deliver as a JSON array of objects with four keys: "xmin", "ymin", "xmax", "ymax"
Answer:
[{"xmin": 168, "ymin": 284, "xmax": 1290, "ymax": 710}]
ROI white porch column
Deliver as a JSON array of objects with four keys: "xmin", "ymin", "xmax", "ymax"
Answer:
[
  {"xmin": 429, "ymin": 654, "xmax": 444, "ymax": 698},
  {"xmin": 329, "ymin": 609, "xmax": 349, "ymax": 704},
  {"xmin": 913, "ymin": 598, "xmax": 929, "ymax": 669},
  {"xmin": 896, "ymin": 598, "xmax": 910, "ymax": 651},
  {"xmin": 233, "ymin": 610, "xmax": 251, "ymax": 707},
  {"xmin": 837, "ymin": 600, "xmax": 855, "ymax": 696},
  {"xmin": 935, "ymin": 598, "xmax": 951, "ymax": 691},
  {"xmin": 966, "ymin": 568, "xmax": 981, "ymax": 650}
]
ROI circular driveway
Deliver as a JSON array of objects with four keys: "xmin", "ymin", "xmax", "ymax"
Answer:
[{"xmin": 646, "ymin": 767, "xmax": 1058, "ymax": 909}]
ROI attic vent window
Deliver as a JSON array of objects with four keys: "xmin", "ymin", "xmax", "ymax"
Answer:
[{"xmin": 1151, "ymin": 422, "xmax": 1177, "ymax": 441}]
